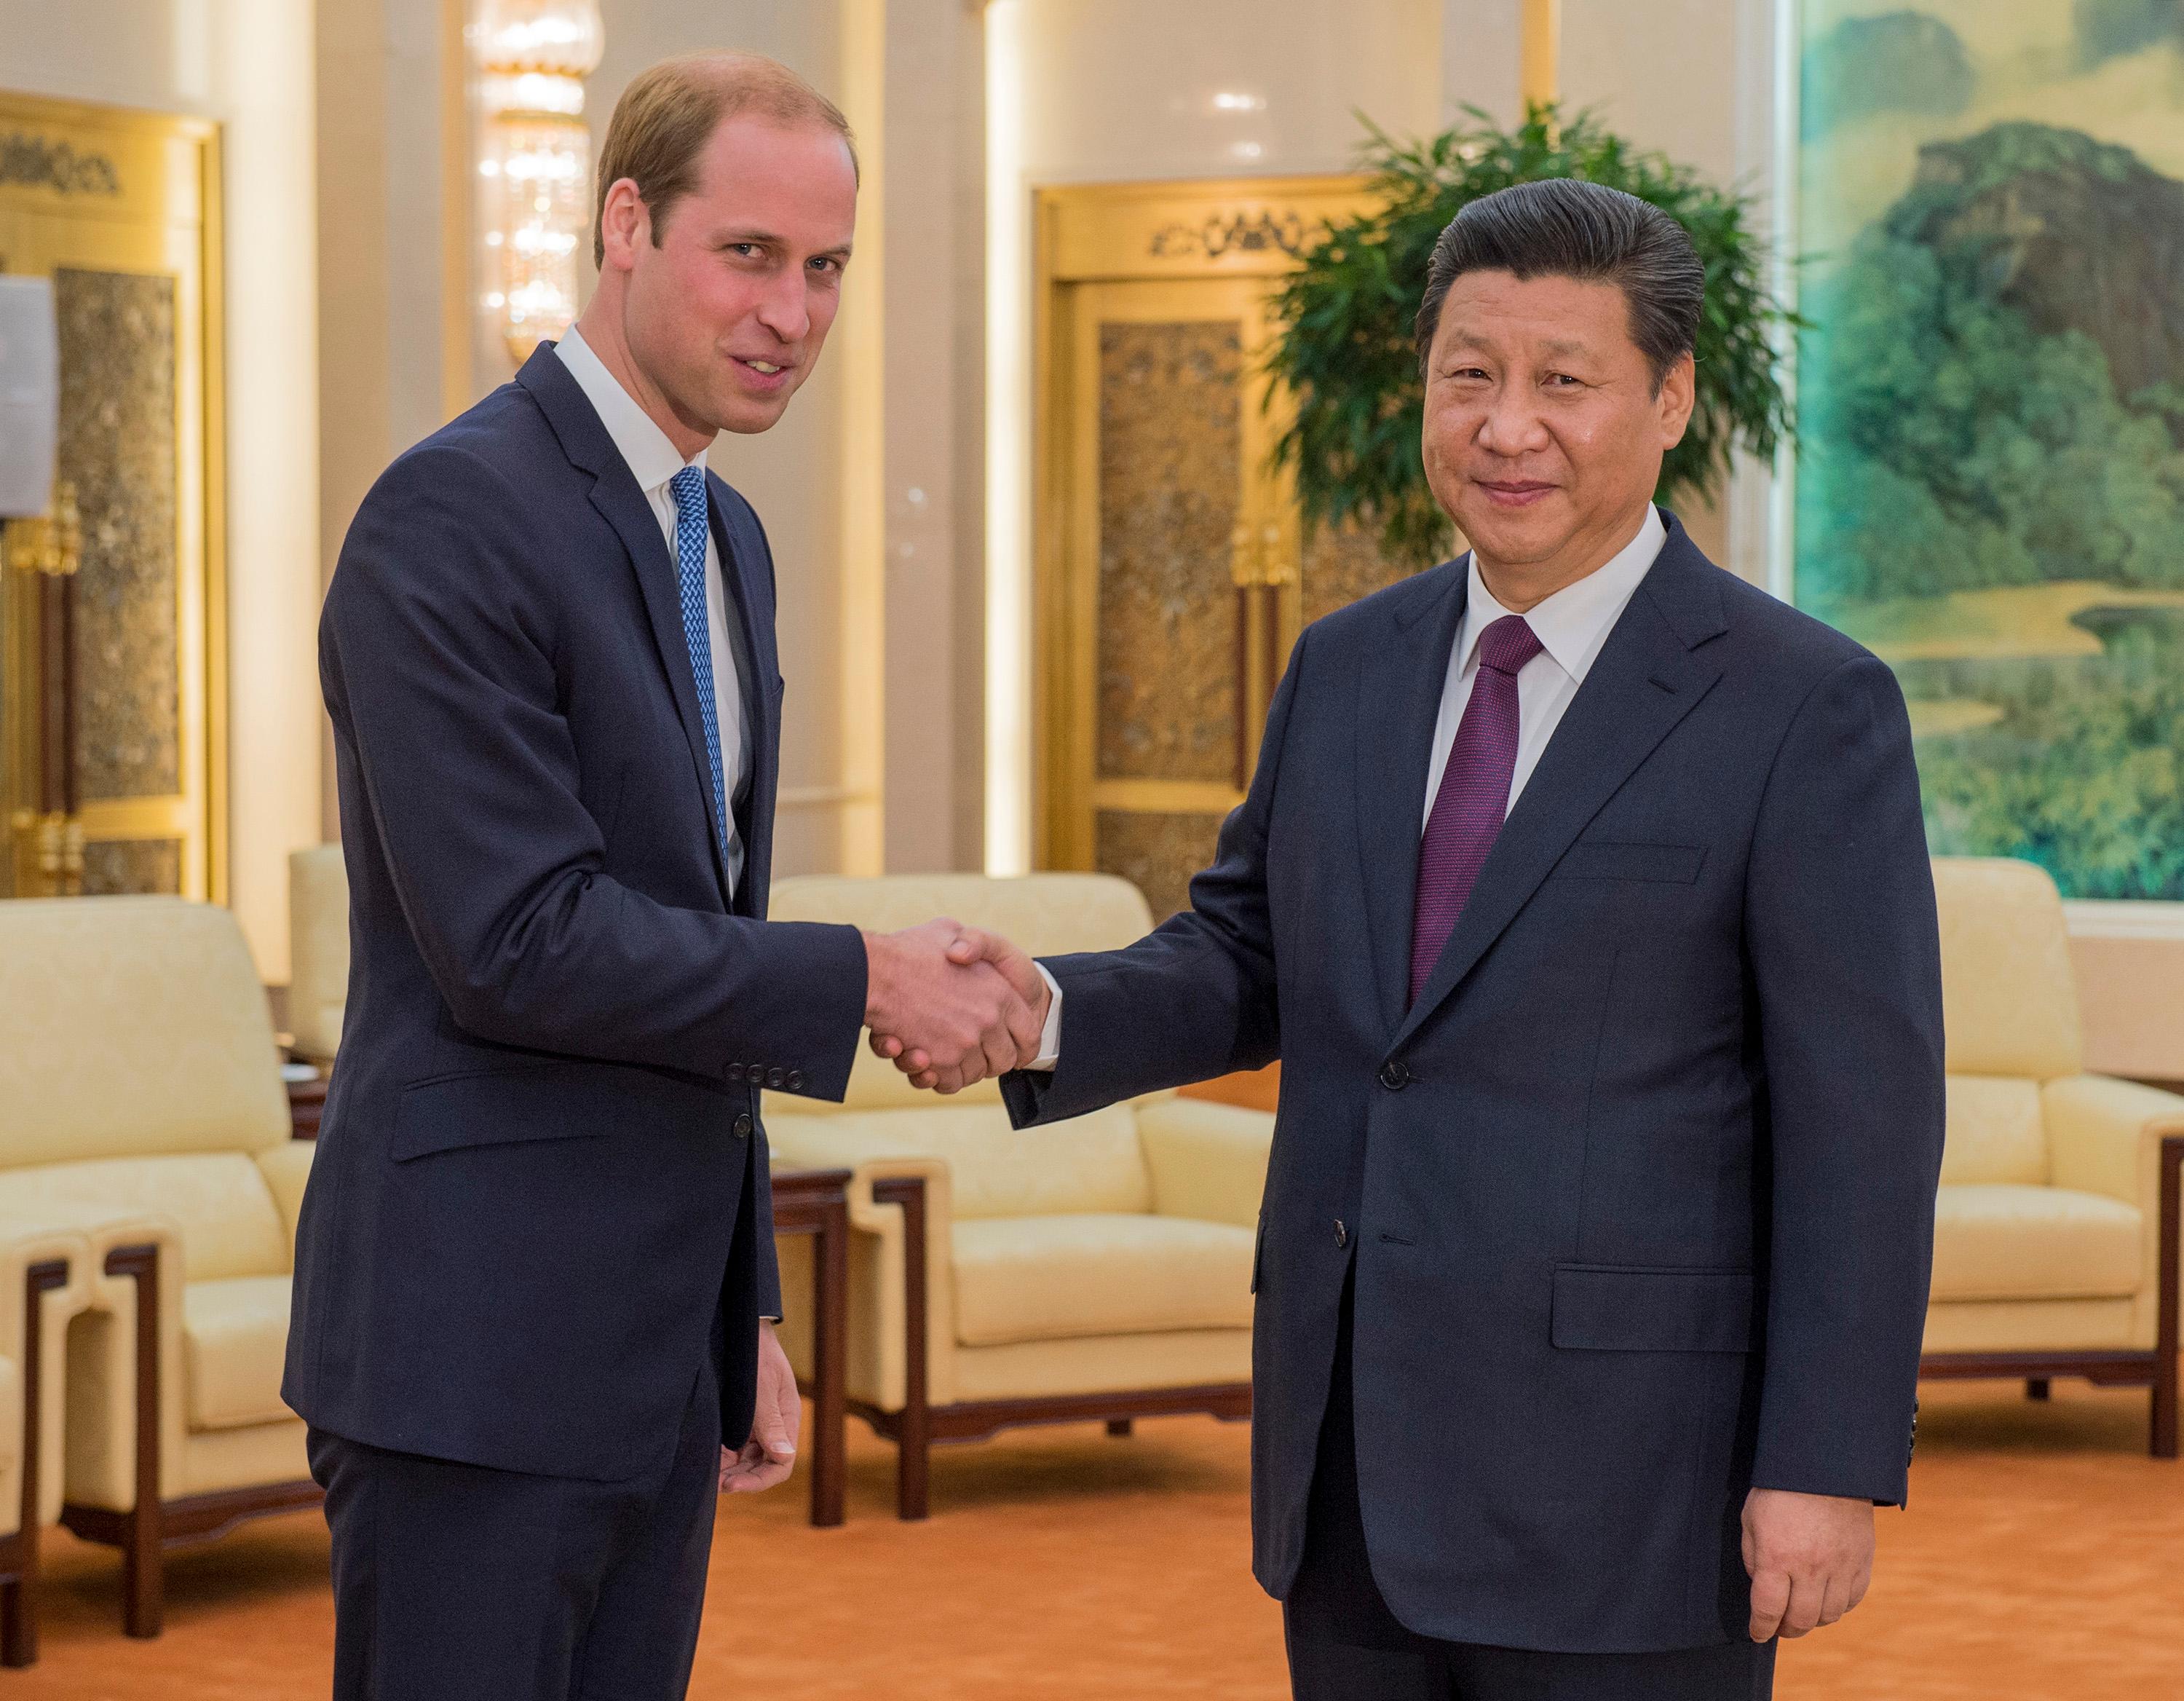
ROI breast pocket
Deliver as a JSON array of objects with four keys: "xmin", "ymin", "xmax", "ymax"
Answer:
[{"xmin": 1556, "ymin": 840, "xmax": 1706, "ymax": 884}]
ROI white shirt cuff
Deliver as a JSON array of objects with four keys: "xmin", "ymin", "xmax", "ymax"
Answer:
[{"xmin": 1029, "ymin": 963, "xmax": 1063, "ymax": 1070}]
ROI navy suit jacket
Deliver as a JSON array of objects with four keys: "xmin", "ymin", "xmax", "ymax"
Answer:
[
  {"xmin": 1002, "ymin": 513, "xmax": 1946, "ymax": 1653},
  {"xmin": 285, "ymin": 344, "xmax": 869, "ymax": 1482}
]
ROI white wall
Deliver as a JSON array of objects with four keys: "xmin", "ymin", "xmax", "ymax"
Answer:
[
  {"xmin": 1, "ymin": 0, "xmax": 323, "ymax": 982},
  {"xmin": 1012, "ymin": 0, "xmax": 1444, "ymax": 185}
]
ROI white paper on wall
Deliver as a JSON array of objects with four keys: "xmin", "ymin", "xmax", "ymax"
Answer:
[{"xmin": 0, "ymin": 277, "xmax": 60, "ymax": 518}]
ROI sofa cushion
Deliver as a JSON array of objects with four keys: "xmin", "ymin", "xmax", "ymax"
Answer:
[
  {"xmin": 7, "ymin": 1154, "xmax": 292, "ymax": 1282},
  {"xmin": 183, "ymin": 1275, "xmax": 295, "ymax": 1432},
  {"xmin": 1941, "ymin": 1075, "xmax": 2048, "ymax": 1186},
  {"xmin": 1928, "ymin": 1185, "xmax": 2141, "ymax": 1303},
  {"xmin": 951, "ymin": 1214, "xmax": 1255, "ymax": 1347}
]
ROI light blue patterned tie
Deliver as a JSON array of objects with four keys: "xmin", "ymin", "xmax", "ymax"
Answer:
[{"xmin": 668, "ymin": 465, "xmax": 727, "ymax": 847}]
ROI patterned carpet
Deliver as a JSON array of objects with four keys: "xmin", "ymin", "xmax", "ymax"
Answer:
[{"xmin": 9, "ymin": 1377, "xmax": 2181, "ymax": 1700}]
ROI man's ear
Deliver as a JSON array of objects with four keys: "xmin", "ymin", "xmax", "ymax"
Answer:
[
  {"xmin": 598, "ymin": 178, "xmax": 649, "ymax": 274},
  {"xmin": 1658, "ymin": 350, "xmax": 1697, "ymax": 451}
]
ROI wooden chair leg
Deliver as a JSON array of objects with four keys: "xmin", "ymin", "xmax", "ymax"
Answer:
[
  {"xmin": 1107, "ymin": 1418, "xmax": 1134, "ymax": 1437},
  {"xmin": 873, "ymin": 1177, "xmax": 932, "ymax": 1523},
  {"xmin": 2156, "ymin": 1137, "xmax": 2182, "ymax": 1461},
  {"xmin": 2025, "ymin": 1378, "xmax": 2050, "ymax": 1401},
  {"xmin": 122, "ymin": 1498, "xmax": 163, "ymax": 1638},
  {"xmin": 1, "ymin": 1570, "xmax": 31, "ymax": 1669}
]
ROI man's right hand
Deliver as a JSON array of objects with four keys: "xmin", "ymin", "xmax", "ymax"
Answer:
[{"xmin": 861, "ymin": 920, "xmax": 1042, "ymax": 1093}]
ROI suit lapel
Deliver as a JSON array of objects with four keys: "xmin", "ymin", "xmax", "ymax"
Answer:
[
  {"xmin": 515, "ymin": 346, "xmax": 734, "ymax": 909},
  {"xmin": 1390, "ymin": 521, "xmax": 1729, "ymax": 1054},
  {"xmin": 1353, "ymin": 561, "xmax": 1468, "ymax": 1038}
]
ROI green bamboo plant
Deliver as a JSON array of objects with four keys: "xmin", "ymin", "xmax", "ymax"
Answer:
[{"xmin": 1264, "ymin": 104, "xmax": 1797, "ymax": 572}]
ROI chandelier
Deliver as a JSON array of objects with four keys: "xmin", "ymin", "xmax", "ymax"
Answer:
[{"xmin": 473, "ymin": 0, "xmax": 605, "ymax": 364}]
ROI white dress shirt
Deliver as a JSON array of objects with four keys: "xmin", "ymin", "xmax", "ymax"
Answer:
[
  {"xmin": 555, "ymin": 326, "xmax": 751, "ymax": 896},
  {"xmin": 1029, "ymin": 505, "xmax": 1669, "ymax": 1069}
]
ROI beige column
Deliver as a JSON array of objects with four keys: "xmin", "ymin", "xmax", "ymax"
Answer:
[{"xmin": 220, "ymin": 0, "xmax": 325, "ymax": 982}]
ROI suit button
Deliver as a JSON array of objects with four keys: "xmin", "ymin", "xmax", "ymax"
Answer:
[
  {"xmin": 1334, "ymin": 1220, "xmax": 1349, "ymax": 1249},
  {"xmin": 766, "ymin": 1067, "xmax": 786, "ymax": 1090},
  {"xmin": 1378, "ymin": 1060, "xmax": 1410, "ymax": 1091},
  {"xmin": 727, "ymin": 1064, "xmax": 746, "ymax": 1084},
  {"xmin": 787, "ymin": 1070, "xmax": 805, "ymax": 1092},
  {"xmin": 732, "ymin": 1113, "xmax": 753, "ymax": 1139}
]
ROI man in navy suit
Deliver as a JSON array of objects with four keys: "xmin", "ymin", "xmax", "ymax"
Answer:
[
  {"xmin": 895, "ymin": 181, "xmax": 1946, "ymax": 1699},
  {"xmin": 287, "ymin": 52, "xmax": 1042, "ymax": 1701}
]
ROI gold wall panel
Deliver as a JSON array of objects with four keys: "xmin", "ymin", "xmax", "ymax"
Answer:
[
  {"xmin": 1095, "ymin": 810, "xmax": 1228, "ymax": 926},
  {"xmin": 82, "ymin": 837, "xmax": 181, "ymax": 896},
  {"xmin": 57, "ymin": 267, "xmax": 181, "ymax": 802},
  {"xmin": 1300, "ymin": 515, "xmax": 1415, "ymax": 631},
  {"xmin": 1096, "ymin": 320, "xmax": 1242, "ymax": 786}
]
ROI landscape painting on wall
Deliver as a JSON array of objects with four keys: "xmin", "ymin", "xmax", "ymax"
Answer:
[{"xmin": 1795, "ymin": 1, "xmax": 2184, "ymax": 898}]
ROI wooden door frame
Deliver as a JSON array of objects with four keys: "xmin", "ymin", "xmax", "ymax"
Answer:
[{"xmin": 1032, "ymin": 175, "xmax": 1374, "ymax": 872}]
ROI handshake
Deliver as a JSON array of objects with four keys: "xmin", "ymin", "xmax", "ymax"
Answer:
[{"xmin": 860, "ymin": 920, "xmax": 1051, "ymax": 1093}]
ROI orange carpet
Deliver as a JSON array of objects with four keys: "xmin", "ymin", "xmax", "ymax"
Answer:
[{"xmin": 9, "ymin": 1377, "xmax": 2181, "ymax": 1700}]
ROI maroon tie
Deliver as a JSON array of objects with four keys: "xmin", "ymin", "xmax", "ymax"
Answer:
[{"xmin": 1409, "ymin": 615, "xmax": 1544, "ymax": 1004}]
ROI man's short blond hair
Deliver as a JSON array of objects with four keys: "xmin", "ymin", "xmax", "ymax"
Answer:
[{"xmin": 593, "ymin": 52, "xmax": 858, "ymax": 269}]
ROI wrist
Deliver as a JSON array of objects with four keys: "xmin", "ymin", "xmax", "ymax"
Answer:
[{"xmin": 860, "ymin": 929, "xmax": 895, "ymax": 1027}]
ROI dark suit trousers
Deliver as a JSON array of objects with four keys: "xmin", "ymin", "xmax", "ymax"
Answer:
[
  {"xmin": 1283, "ymin": 1279, "xmax": 1777, "ymax": 1701},
  {"xmin": 307, "ymin": 1364, "xmax": 720, "ymax": 1701}
]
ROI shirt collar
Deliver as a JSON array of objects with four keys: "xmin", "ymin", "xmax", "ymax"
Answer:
[
  {"xmin": 1458, "ymin": 504, "xmax": 1668, "ymax": 684},
  {"xmin": 553, "ymin": 325, "xmax": 706, "ymax": 495}
]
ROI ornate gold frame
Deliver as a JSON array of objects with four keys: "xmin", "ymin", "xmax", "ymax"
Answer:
[
  {"xmin": 0, "ymin": 91, "xmax": 226, "ymax": 901},
  {"xmin": 1032, "ymin": 175, "xmax": 1376, "ymax": 871}
]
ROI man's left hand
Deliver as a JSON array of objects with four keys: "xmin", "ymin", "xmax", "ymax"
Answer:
[
  {"xmin": 719, "ymin": 1320, "xmax": 799, "ymax": 1493},
  {"xmin": 1742, "ymin": 1487, "xmax": 1874, "ymax": 1641}
]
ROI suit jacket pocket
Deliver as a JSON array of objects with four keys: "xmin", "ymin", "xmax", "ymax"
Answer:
[
  {"xmin": 390, "ymin": 1061, "xmax": 728, "ymax": 1162},
  {"xmin": 1556, "ymin": 840, "xmax": 1706, "ymax": 883},
  {"xmin": 1550, "ymin": 1264, "xmax": 1754, "ymax": 1353}
]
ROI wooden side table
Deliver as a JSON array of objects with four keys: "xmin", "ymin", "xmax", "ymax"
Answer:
[{"xmin": 768, "ymin": 1167, "xmax": 852, "ymax": 1526}]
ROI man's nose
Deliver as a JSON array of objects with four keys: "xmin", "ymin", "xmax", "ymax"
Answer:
[
  {"xmin": 756, "ymin": 266, "xmax": 811, "ymax": 343},
  {"xmin": 1475, "ymin": 386, "xmax": 1550, "ymax": 454}
]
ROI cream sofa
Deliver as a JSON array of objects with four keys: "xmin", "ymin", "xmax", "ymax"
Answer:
[
  {"xmin": 763, "ymin": 873, "xmax": 1275, "ymax": 1516},
  {"xmin": 0, "ymin": 897, "xmax": 320, "ymax": 1636},
  {"xmin": 0, "ymin": 1220, "xmax": 92, "ymax": 1668},
  {"xmin": 1923, "ymin": 858, "xmax": 2183, "ymax": 1455}
]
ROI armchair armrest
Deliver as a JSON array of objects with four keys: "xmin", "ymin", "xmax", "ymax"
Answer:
[
  {"xmin": 764, "ymin": 1113, "xmax": 960, "ymax": 1409},
  {"xmin": 1135, "ymin": 1096, "xmax": 1274, "ymax": 1228},
  {"xmin": 2043, "ymin": 1074, "xmax": 2184, "ymax": 1207},
  {"xmin": 0, "ymin": 1219, "xmax": 94, "ymax": 1533},
  {"xmin": 254, "ymin": 1140, "xmax": 317, "ymax": 1255}
]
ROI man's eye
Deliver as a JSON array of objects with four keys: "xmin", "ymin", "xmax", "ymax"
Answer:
[
  {"xmin": 1544, "ymin": 373, "xmax": 1583, "ymax": 388},
  {"xmin": 807, "ymin": 257, "xmax": 836, "ymax": 275}
]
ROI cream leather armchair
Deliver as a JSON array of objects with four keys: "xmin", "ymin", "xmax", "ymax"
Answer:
[
  {"xmin": 1923, "ymin": 857, "xmax": 2183, "ymax": 1455},
  {"xmin": 0, "ymin": 897, "xmax": 321, "ymax": 1636},
  {"xmin": 764, "ymin": 873, "xmax": 1274, "ymax": 1517},
  {"xmin": 0, "ymin": 1219, "xmax": 92, "ymax": 1668}
]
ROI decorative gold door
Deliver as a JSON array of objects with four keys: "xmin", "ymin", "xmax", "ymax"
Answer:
[
  {"xmin": 1036, "ymin": 178, "xmax": 1410, "ymax": 917},
  {"xmin": 0, "ymin": 93, "xmax": 225, "ymax": 901}
]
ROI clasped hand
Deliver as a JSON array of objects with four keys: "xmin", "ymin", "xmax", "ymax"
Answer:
[{"xmin": 862, "ymin": 920, "xmax": 1050, "ymax": 1092}]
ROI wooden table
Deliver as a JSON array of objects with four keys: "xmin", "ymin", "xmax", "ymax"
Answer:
[{"xmin": 768, "ymin": 1167, "xmax": 852, "ymax": 1526}]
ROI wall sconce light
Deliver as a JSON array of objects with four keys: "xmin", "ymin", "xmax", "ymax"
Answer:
[{"xmin": 473, "ymin": 0, "xmax": 605, "ymax": 364}]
